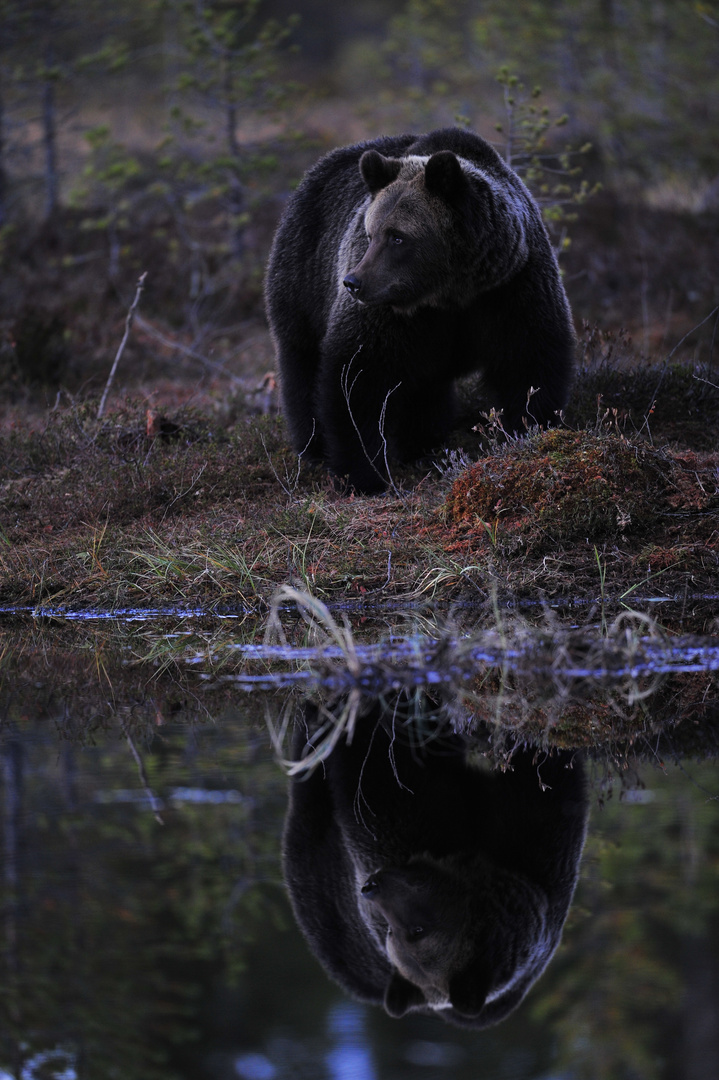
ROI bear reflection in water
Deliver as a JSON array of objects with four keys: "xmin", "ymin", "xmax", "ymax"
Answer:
[{"xmin": 283, "ymin": 699, "xmax": 588, "ymax": 1027}]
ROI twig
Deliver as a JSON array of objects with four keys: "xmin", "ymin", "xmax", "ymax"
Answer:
[
  {"xmin": 161, "ymin": 463, "xmax": 207, "ymax": 522},
  {"xmin": 340, "ymin": 349, "xmax": 405, "ymax": 497},
  {"xmin": 134, "ymin": 314, "xmax": 252, "ymax": 384},
  {"xmin": 377, "ymin": 381, "xmax": 403, "ymax": 498},
  {"xmin": 261, "ymin": 419, "xmax": 316, "ymax": 499},
  {"xmin": 97, "ymin": 272, "xmax": 147, "ymax": 419},
  {"xmin": 709, "ymin": 306, "xmax": 719, "ymax": 374},
  {"xmin": 640, "ymin": 305, "xmax": 719, "ymax": 435},
  {"xmin": 666, "ymin": 305, "xmax": 719, "ymax": 363},
  {"xmin": 693, "ymin": 374, "xmax": 719, "ymax": 392},
  {"xmin": 120, "ymin": 718, "xmax": 164, "ymax": 825}
]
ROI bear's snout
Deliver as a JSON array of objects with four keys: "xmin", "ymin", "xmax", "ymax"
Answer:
[
  {"xmin": 343, "ymin": 272, "xmax": 362, "ymax": 299},
  {"xmin": 362, "ymin": 867, "xmax": 425, "ymax": 901},
  {"xmin": 361, "ymin": 875, "xmax": 380, "ymax": 897}
]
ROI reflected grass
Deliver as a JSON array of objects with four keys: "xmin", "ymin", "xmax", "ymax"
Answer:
[
  {"xmin": 241, "ymin": 588, "xmax": 719, "ymax": 771},
  {"xmin": 0, "ymin": 589, "xmax": 718, "ymax": 767}
]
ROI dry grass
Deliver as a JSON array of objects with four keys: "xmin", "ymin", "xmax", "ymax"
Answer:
[{"xmin": 1, "ymin": 347, "xmax": 719, "ymax": 636}]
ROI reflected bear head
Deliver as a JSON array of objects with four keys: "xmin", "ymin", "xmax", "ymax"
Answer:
[{"xmin": 282, "ymin": 697, "xmax": 587, "ymax": 1027}]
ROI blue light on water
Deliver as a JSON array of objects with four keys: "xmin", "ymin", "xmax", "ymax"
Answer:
[
  {"xmin": 234, "ymin": 1052, "xmax": 277, "ymax": 1080},
  {"xmin": 326, "ymin": 1004, "xmax": 377, "ymax": 1080}
]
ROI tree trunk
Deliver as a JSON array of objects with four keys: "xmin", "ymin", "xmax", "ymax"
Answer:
[
  {"xmin": 224, "ymin": 77, "xmax": 245, "ymax": 259},
  {"xmin": 2, "ymin": 731, "xmax": 23, "ymax": 1043},
  {"xmin": 0, "ymin": 80, "xmax": 7, "ymax": 227},
  {"xmin": 42, "ymin": 44, "xmax": 59, "ymax": 221}
]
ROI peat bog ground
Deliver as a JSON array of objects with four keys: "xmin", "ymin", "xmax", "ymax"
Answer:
[{"xmin": 2, "ymin": 331, "xmax": 719, "ymax": 623}]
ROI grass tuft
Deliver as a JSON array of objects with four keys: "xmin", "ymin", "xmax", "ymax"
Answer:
[{"xmin": 1, "ymin": 355, "xmax": 719, "ymax": 618}]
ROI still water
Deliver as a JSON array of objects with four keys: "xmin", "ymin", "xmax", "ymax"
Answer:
[{"xmin": 0, "ymin": 601, "xmax": 718, "ymax": 1080}]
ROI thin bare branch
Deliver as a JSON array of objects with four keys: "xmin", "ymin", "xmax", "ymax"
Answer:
[{"xmin": 97, "ymin": 272, "xmax": 147, "ymax": 419}]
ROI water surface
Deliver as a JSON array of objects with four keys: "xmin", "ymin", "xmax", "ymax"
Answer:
[{"xmin": 1, "ymin": 603, "xmax": 718, "ymax": 1079}]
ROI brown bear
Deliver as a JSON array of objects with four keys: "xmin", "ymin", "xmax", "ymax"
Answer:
[
  {"xmin": 265, "ymin": 127, "xmax": 575, "ymax": 493},
  {"xmin": 282, "ymin": 696, "xmax": 588, "ymax": 1025}
]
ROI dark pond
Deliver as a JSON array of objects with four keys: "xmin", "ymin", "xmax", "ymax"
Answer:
[{"xmin": 1, "ymin": 598, "xmax": 718, "ymax": 1080}]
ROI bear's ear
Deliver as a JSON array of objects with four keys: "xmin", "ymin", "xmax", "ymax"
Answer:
[
  {"xmin": 448, "ymin": 959, "xmax": 492, "ymax": 1018},
  {"xmin": 360, "ymin": 150, "xmax": 402, "ymax": 195},
  {"xmin": 384, "ymin": 971, "xmax": 426, "ymax": 1018},
  {"xmin": 424, "ymin": 151, "xmax": 468, "ymax": 203}
]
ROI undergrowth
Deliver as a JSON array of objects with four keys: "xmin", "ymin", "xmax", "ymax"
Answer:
[
  {"xmin": 1, "ymin": 354, "xmax": 719, "ymax": 623},
  {"xmin": 442, "ymin": 423, "xmax": 718, "ymax": 556}
]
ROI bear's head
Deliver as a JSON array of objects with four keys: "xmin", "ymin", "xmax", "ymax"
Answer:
[
  {"xmin": 360, "ymin": 861, "xmax": 493, "ymax": 1019},
  {"xmin": 342, "ymin": 149, "xmax": 529, "ymax": 312}
]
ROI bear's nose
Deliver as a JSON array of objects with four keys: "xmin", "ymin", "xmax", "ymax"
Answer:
[
  {"xmin": 361, "ymin": 876, "xmax": 380, "ymax": 897},
  {"xmin": 343, "ymin": 273, "xmax": 362, "ymax": 298}
]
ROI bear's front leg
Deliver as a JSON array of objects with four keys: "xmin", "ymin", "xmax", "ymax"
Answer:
[
  {"xmin": 274, "ymin": 339, "xmax": 325, "ymax": 461},
  {"xmin": 316, "ymin": 348, "xmax": 397, "ymax": 494}
]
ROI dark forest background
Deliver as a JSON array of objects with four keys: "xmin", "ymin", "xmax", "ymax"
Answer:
[{"xmin": 1, "ymin": 0, "xmax": 718, "ymax": 410}]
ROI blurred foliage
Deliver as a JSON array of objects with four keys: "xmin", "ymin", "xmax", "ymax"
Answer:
[
  {"xmin": 381, "ymin": 0, "xmax": 465, "ymax": 112},
  {"xmin": 0, "ymin": 0, "xmax": 717, "ymax": 399},
  {"xmin": 0, "ymin": 0, "xmax": 306, "ymax": 328},
  {"xmin": 491, "ymin": 69, "xmax": 598, "ymax": 247},
  {"xmin": 157, "ymin": 0, "xmax": 303, "ymax": 260},
  {"xmin": 0, "ymin": 710, "xmax": 288, "ymax": 1078},
  {"xmin": 67, "ymin": 0, "xmax": 305, "ymax": 314},
  {"xmin": 0, "ymin": 0, "xmax": 159, "ymax": 221},
  {"xmin": 3, "ymin": 0, "xmax": 719, "ymax": 226},
  {"xmin": 369, "ymin": 0, "xmax": 719, "ymax": 183},
  {"xmin": 535, "ymin": 760, "xmax": 719, "ymax": 1079}
]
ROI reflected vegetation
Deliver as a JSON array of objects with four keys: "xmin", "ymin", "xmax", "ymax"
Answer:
[{"xmin": 0, "ymin": 599, "xmax": 718, "ymax": 1078}]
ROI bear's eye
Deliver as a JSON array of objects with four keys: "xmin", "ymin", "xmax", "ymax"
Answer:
[
  {"xmin": 407, "ymin": 926, "xmax": 425, "ymax": 941},
  {"xmin": 388, "ymin": 233, "xmax": 404, "ymax": 245}
]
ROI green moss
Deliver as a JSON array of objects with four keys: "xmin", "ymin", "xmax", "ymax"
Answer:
[{"xmin": 444, "ymin": 427, "xmax": 709, "ymax": 552}]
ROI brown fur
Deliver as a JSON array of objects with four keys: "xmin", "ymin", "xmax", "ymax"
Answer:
[
  {"xmin": 265, "ymin": 128, "xmax": 575, "ymax": 492},
  {"xmin": 283, "ymin": 700, "xmax": 588, "ymax": 1025}
]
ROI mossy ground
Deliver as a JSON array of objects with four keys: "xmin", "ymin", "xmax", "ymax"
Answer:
[
  {"xmin": 2, "ymin": 348, "xmax": 719, "ymax": 639},
  {"xmin": 440, "ymin": 424, "xmax": 719, "ymax": 564}
]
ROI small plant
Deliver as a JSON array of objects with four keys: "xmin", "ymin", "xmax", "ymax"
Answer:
[
  {"xmin": 71, "ymin": 126, "xmax": 144, "ymax": 278},
  {"xmin": 433, "ymin": 446, "xmax": 472, "ymax": 479},
  {"xmin": 161, "ymin": 0, "xmax": 302, "ymax": 260},
  {"xmin": 493, "ymin": 69, "xmax": 599, "ymax": 252},
  {"xmin": 265, "ymin": 585, "xmax": 365, "ymax": 773}
]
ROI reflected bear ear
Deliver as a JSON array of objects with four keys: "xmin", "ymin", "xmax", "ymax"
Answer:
[
  {"xmin": 360, "ymin": 151, "xmax": 402, "ymax": 195},
  {"xmin": 448, "ymin": 960, "xmax": 492, "ymax": 1018},
  {"xmin": 384, "ymin": 971, "xmax": 426, "ymax": 1017},
  {"xmin": 424, "ymin": 151, "xmax": 468, "ymax": 203}
]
